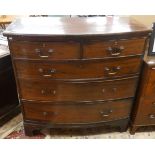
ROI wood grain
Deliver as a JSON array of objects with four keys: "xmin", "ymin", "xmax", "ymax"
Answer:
[{"xmin": 23, "ymin": 99, "xmax": 132, "ymax": 123}]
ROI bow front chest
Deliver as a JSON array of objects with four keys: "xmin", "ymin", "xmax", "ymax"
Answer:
[{"xmin": 3, "ymin": 16, "xmax": 151, "ymax": 136}]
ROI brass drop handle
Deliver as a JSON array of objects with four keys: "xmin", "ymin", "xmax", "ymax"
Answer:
[
  {"xmin": 149, "ymin": 114, "xmax": 155, "ymax": 119},
  {"xmin": 35, "ymin": 48, "xmax": 54, "ymax": 58},
  {"xmin": 107, "ymin": 41, "xmax": 124, "ymax": 56},
  {"xmin": 105, "ymin": 66, "xmax": 121, "ymax": 75},
  {"xmin": 38, "ymin": 68, "xmax": 56, "ymax": 77},
  {"xmin": 52, "ymin": 90, "xmax": 56, "ymax": 95},
  {"xmin": 41, "ymin": 89, "xmax": 46, "ymax": 94},
  {"xmin": 100, "ymin": 110, "xmax": 113, "ymax": 117}
]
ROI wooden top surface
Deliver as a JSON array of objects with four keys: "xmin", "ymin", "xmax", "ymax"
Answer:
[{"xmin": 3, "ymin": 16, "xmax": 151, "ymax": 37}]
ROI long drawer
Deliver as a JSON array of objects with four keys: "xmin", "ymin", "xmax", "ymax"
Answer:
[
  {"xmin": 10, "ymin": 41, "xmax": 80, "ymax": 60},
  {"xmin": 19, "ymin": 77, "xmax": 138, "ymax": 102},
  {"xmin": 83, "ymin": 38, "xmax": 146, "ymax": 58},
  {"xmin": 23, "ymin": 98, "xmax": 133, "ymax": 123},
  {"xmin": 14, "ymin": 57, "xmax": 142, "ymax": 80}
]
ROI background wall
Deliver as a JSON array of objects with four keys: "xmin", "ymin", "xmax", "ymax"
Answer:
[{"xmin": 130, "ymin": 15, "xmax": 155, "ymax": 28}]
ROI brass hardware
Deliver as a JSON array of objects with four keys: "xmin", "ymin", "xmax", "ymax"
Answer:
[
  {"xmin": 38, "ymin": 68, "xmax": 43, "ymax": 73},
  {"xmin": 102, "ymin": 88, "xmax": 105, "ymax": 93},
  {"xmin": 43, "ymin": 74, "xmax": 52, "ymax": 77},
  {"xmin": 48, "ymin": 49, "xmax": 54, "ymax": 53},
  {"xmin": 50, "ymin": 69, "xmax": 56, "ymax": 73},
  {"xmin": 100, "ymin": 110, "xmax": 113, "ymax": 117},
  {"xmin": 52, "ymin": 90, "xmax": 56, "ymax": 95},
  {"xmin": 149, "ymin": 114, "xmax": 155, "ymax": 119},
  {"xmin": 35, "ymin": 48, "xmax": 54, "ymax": 58},
  {"xmin": 105, "ymin": 66, "xmax": 121, "ymax": 75},
  {"xmin": 38, "ymin": 68, "xmax": 56, "ymax": 77},
  {"xmin": 41, "ymin": 89, "xmax": 46, "ymax": 94},
  {"xmin": 107, "ymin": 42, "xmax": 124, "ymax": 56}
]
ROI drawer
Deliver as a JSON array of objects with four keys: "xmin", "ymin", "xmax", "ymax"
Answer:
[
  {"xmin": 23, "ymin": 99, "xmax": 132, "ymax": 123},
  {"xmin": 83, "ymin": 38, "xmax": 146, "ymax": 58},
  {"xmin": 15, "ymin": 57, "xmax": 142, "ymax": 80},
  {"xmin": 10, "ymin": 41, "xmax": 80, "ymax": 60},
  {"xmin": 135, "ymin": 98, "xmax": 155, "ymax": 125},
  {"xmin": 144, "ymin": 67, "xmax": 155, "ymax": 97},
  {"xmin": 19, "ymin": 77, "xmax": 138, "ymax": 101}
]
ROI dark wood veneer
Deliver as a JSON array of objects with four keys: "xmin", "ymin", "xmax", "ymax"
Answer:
[
  {"xmin": 23, "ymin": 99, "xmax": 132, "ymax": 124},
  {"xmin": 10, "ymin": 41, "xmax": 81, "ymax": 60},
  {"xmin": 19, "ymin": 77, "xmax": 138, "ymax": 102},
  {"xmin": 14, "ymin": 56, "xmax": 142, "ymax": 80},
  {"xmin": 3, "ymin": 16, "xmax": 151, "ymax": 136},
  {"xmin": 83, "ymin": 38, "xmax": 146, "ymax": 58}
]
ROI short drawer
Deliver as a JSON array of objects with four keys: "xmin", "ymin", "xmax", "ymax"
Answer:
[
  {"xmin": 83, "ymin": 38, "xmax": 146, "ymax": 58},
  {"xmin": 135, "ymin": 98, "xmax": 155, "ymax": 125},
  {"xmin": 23, "ymin": 99, "xmax": 132, "ymax": 123},
  {"xmin": 19, "ymin": 77, "xmax": 138, "ymax": 102},
  {"xmin": 10, "ymin": 41, "xmax": 80, "ymax": 60},
  {"xmin": 15, "ymin": 57, "xmax": 142, "ymax": 80}
]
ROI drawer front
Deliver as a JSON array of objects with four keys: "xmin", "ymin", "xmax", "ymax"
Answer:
[
  {"xmin": 15, "ymin": 57, "xmax": 142, "ymax": 80},
  {"xmin": 145, "ymin": 68, "xmax": 155, "ymax": 97},
  {"xmin": 135, "ymin": 98, "xmax": 155, "ymax": 125},
  {"xmin": 10, "ymin": 41, "xmax": 80, "ymax": 60},
  {"xmin": 83, "ymin": 38, "xmax": 146, "ymax": 58},
  {"xmin": 23, "ymin": 99, "xmax": 132, "ymax": 123},
  {"xmin": 19, "ymin": 77, "xmax": 138, "ymax": 101}
]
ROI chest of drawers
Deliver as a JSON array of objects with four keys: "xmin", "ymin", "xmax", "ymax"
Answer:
[
  {"xmin": 3, "ymin": 16, "xmax": 151, "ymax": 136},
  {"xmin": 130, "ymin": 57, "xmax": 155, "ymax": 134}
]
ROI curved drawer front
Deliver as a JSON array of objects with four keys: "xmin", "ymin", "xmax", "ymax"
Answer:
[
  {"xmin": 10, "ymin": 41, "xmax": 80, "ymax": 60},
  {"xmin": 23, "ymin": 99, "xmax": 132, "ymax": 123},
  {"xmin": 15, "ymin": 57, "xmax": 142, "ymax": 80},
  {"xmin": 19, "ymin": 77, "xmax": 138, "ymax": 101},
  {"xmin": 83, "ymin": 38, "xmax": 146, "ymax": 58}
]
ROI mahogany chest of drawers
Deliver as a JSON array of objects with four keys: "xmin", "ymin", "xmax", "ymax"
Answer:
[
  {"xmin": 3, "ymin": 16, "xmax": 151, "ymax": 136},
  {"xmin": 130, "ymin": 56, "xmax": 155, "ymax": 134}
]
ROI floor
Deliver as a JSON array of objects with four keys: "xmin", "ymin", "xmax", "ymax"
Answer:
[{"xmin": 1, "ymin": 113, "xmax": 155, "ymax": 139}]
